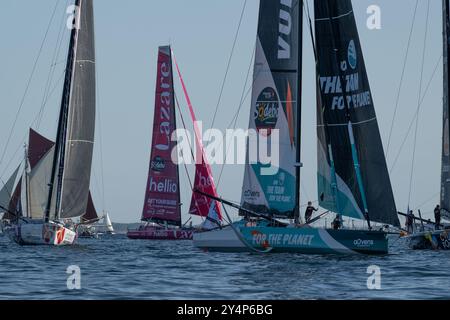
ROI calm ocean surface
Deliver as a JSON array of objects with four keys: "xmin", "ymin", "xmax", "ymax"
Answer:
[{"xmin": 0, "ymin": 233, "xmax": 449, "ymax": 300}]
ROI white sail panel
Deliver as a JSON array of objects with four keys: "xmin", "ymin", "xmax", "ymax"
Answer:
[{"xmin": 0, "ymin": 166, "xmax": 20, "ymax": 213}]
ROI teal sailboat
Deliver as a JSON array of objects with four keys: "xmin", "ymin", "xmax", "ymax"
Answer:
[{"xmin": 193, "ymin": 0, "xmax": 400, "ymax": 254}]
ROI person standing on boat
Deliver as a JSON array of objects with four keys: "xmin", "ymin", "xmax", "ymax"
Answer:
[
  {"xmin": 434, "ymin": 205, "xmax": 441, "ymax": 230},
  {"xmin": 406, "ymin": 210, "xmax": 415, "ymax": 234},
  {"xmin": 332, "ymin": 215, "xmax": 343, "ymax": 230},
  {"xmin": 304, "ymin": 202, "xmax": 318, "ymax": 223}
]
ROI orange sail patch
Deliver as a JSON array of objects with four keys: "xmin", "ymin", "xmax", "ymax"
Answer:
[{"xmin": 286, "ymin": 82, "xmax": 295, "ymax": 147}]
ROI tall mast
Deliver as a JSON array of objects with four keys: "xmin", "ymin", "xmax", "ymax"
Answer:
[
  {"xmin": 294, "ymin": 0, "xmax": 304, "ymax": 223},
  {"xmin": 441, "ymin": 0, "xmax": 450, "ymax": 215},
  {"xmin": 44, "ymin": 0, "xmax": 81, "ymax": 222},
  {"xmin": 23, "ymin": 144, "xmax": 31, "ymax": 218}
]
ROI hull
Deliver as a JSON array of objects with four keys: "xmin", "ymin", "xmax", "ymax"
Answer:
[
  {"xmin": 127, "ymin": 225, "xmax": 193, "ymax": 240},
  {"xmin": 407, "ymin": 230, "xmax": 450, "ymax": 250},
  {"xmin": 5, "ymin": 221, "xmax": 76, "ymax": 246},
  {"xmin": 194, "ymin": 221, "xmax": 389, "ymax": 255}
]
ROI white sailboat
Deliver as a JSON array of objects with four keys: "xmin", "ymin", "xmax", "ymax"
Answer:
[{"xmin": 2, "ymin": 0, "xmax": 97, "ymax": 246}]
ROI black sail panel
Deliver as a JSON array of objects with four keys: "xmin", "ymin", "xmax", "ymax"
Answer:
[
  {"xmin": 315, "ymin": 0, "xmax": 399, "ymax": 227},
  {"xmin": 441, "ymin": 0, "xmax": 450, "ymax": 220},
  {"xmin": 60, "ymin": 0, "xmax": 96, "ymax": 219},
  {"xmin": 241, "ymin": 0, "xmax": 302, "ymax": 218}
]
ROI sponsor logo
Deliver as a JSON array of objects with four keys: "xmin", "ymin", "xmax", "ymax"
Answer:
[
  {"xmin": 348, "ymin": 40, "xmax": 357, "ymax": 70},
  {"xmin": 278, "ymin": 0, "xmax": 293, "ymax": 59},
  {"xmin": 251, "ymin": 230, "xmax": 314, "ymax": 247},
  {"xmin": 155, "ymin": 60, "xmax": 173, "ymax": 152},
  {"xmin": 244, "ymin": 189, "xmax": 261, "ymax": 199},
  {"xmin": 353, "ymin": 239, "xmax": 374, "ymax": 248},
  {"xmin": 254, "ymin": 87, "xmax": 279, "ymax": 136},
  {"xmin": 251, "ymin": 230, "xmax": 271, "ymax": 249},
  {"xmin": 149, "ymin": 177, "xmax": 178, "ymax": 194},
  {"xmin": 151, "ymin": 156, "xmax": 166, "ymax": 172}
]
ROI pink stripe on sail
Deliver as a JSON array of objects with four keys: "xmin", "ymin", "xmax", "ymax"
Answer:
[{"xmin": 172, "ymin": 51, "xmax": 222, "ymax": 221}]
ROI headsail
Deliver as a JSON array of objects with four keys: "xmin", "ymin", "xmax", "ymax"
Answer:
[
  {"xmin": 80, "ymin": 192, "xmax": 98, "ymax": 223},
  {"xmin": 142, "ymin": 46, "xmax": 181, "ymax": 226},
  {"xmin": 0, "ymin": 166, "xmax": 20, "ymax": 214},
  {"xmin": 441, "ymin": 0, "xmax": 450, "ymax": 220},
  {"xmin": 58, "ymin": 0, "xmax": 96, "ymax": 219},
  {"xmin": 314, "ymin": 0, "xmax": 399, "ymax": 227},
  {"xmin": 241, "ymin": 0, "xmax": 302, "ymax": 218},
  {"xmin": 171, "ymin": 51, "xmax": 223, "ymax": 224}
]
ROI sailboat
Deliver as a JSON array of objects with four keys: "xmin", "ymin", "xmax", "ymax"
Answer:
[
  {"xmin": 127, "ymin": 46, "xmax": 222, "ymax": 241},
  {"xmin": 406, "ymin": 0, "xmax": 450, "ymax": 250},
  {"xmin": 193, "ymin": 0, "xmax": 400, "ymax": 254},
  {"xmin": 1, "ymin": 0, "xmax": 97, "ymax": 246},
  {"xmin": 103, "ymin": 213, "xmax": 115, "ymax": 235}
]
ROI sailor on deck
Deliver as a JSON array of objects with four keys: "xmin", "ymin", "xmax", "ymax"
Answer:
[
  {"xmin": 406, "ymin": 210, "xmax": 415, "ymax": 234},
  {"xmin": 304, "ymin": 202, "xmax": 318, "ymax": 223},
  {"xmin": 434, "ymin": 205, "xmax": 441, "ymax": 230}
]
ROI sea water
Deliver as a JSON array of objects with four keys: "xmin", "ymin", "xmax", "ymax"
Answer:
[{"xmin": 0, "ymin": 234, "xmax": 448, "ymax": 300}]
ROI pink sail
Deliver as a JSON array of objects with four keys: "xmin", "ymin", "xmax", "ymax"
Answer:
[
  {"xmin": 172, "ymin": 51, "xmax": 222, "ymax": 223},
  {"xmin": 142, "ymin": 46, "xmax": 181, "ymax": 226}
]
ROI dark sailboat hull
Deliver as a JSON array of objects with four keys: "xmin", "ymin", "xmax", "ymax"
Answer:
[
  {"xmin": 194, "ymin": 220, "xmax": 389, "ymax": 255},
  {"xmin": 127, "ymin": 225, "xmax": 193, "ymax": 240},
  {"xmin": 407, "ymin": 230, "xmax": 450, "ymax": 250}
]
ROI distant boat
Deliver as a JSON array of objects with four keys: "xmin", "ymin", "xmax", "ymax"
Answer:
[
  {"xmin": 1, "ymin": 0, "xmax": 97, "ymax": 246},
  {"xmin": 126, "ymin": 46, "xmax": 222, "ymax": 241},
  {"xmin": 194, "ymin": 0, "xmax": 400, "ymax": 254}
]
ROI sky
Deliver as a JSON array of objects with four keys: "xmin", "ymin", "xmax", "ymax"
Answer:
[{"xmin": 0, "ymin": 0, "xmax": 444, "ymax": 223}]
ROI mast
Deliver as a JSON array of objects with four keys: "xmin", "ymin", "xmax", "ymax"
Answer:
[
  {"xmin": 23, "ymin": 145, "xmax": 31, "ymax": 218},
  {"xmin": 294, "ymin": 0, "xmax": 304, "ymax": 223},
  {"xmin": 44, "ymin": 0, "xmax": 80, "ymax": 222},
  {"xmin": 441, "ymin": 0, "xmax": 450, "ymax": 218}
]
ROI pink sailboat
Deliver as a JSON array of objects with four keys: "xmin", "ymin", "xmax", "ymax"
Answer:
[{"xmin": 127, "ymin": 46, "xmax": 222, "ymax": 241}]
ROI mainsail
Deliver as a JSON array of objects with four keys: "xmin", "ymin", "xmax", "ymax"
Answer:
[
  {"xmin": 171, "ymin": 51, "xmax": 222, "ymax": 224},
  {"xmin": 314, "ymin": 0, "xmax": 400, "ymax": 227},
  {"xmin": 45, "ymin": 0, "xmax": 96, "ymax": 221},
  {"xmin": 58, "ymin": 0, "xmax": 96, "ymax": 219},
  {"xmin": 241, "ymin": 0, "xmax": 302, "ymax": 218},
  {"xmin": 142, "ymin": 46, "xmax": 181, "ymax": 226},
  {"xmin": 441, "ymin": 0, "xmax": 450, "ymax": 220}
]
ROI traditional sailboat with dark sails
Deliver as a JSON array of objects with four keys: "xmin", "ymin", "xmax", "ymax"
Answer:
[
  {"xmin": 406, "ymin": 0, "xmax": 450, "ymax": 250},
  {"xmin": 1, "ymin": 0, "xmax": 97, "ymax": 246},
  {"xmin": 194, "ymin": 0, "xmax": 400, "ymax": 254},
  {"xmin": 127, "ymin": 46, "xmax": 222, "ymax": 240}
]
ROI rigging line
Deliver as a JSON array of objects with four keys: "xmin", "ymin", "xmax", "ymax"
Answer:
[
  {"xmin": 386, "ymin": 0, "xmax": 420, "ymax": 158},
  {"xmin": 32, "ymin": 70, "xmax": 66, "ymax": 128},
  {"xmin": 206, "ymin": 0, "xmax": 247, "ymax": 143},
  {"xmin": 389, "ymin": 54, "xmax": 442, "ymax": 173},
  {"xmin": 0, "ymin": 0, "xmax": 60, "ymax": 167},
  {"xmin": 216, "ymin": 45, "xmax": 256, "ymax": 188},
  {"xmin": 413, "ymin": 192, "xmax": 440, "ymax": 211},
  {"xmin": 407, "ymin": 0, "xmax": 431, "ymax": 209},
  {"xmin": 174, "ymin": 92, "xmax": 195, "ymax": 189},
  {"xmin": 37, "ymin": 0, "xmax": 70, "ymax": 130}
]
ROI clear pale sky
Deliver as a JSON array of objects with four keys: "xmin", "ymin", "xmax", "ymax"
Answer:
[{"xmin": 0, "ymin": 0, "xmax": 443, "ymax": 223}]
